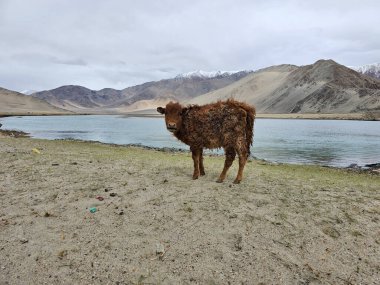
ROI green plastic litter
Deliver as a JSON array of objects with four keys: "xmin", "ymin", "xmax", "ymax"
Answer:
[{"xmin": 89, "ymin": 207, "xmax": 97, "ymax": 213}]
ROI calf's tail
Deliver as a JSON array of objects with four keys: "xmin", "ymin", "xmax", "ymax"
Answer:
[{"xmin": 246, "ymin": 106, "xmax": 256, "ymax": 156}]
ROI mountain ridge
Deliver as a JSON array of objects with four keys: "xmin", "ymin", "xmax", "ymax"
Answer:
[
  {"xmin": 189, "ymin": 59, "xmax": 380, "ymax": 114},
  {"xmin": 4, "ymin": 59, "xmax": 380, "ymax": 116},
  {"xmin": 0, "ymin": 87, "xmax": 70, "ymax": 115},
  {"xmin": 32, "ymin": 71, "xmax": 252, "ymax": 112}
]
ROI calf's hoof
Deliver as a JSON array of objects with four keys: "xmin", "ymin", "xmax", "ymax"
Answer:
[
  {"xmin": 216, "ymin": 178, "xmax": 224, "ymax": 183},
  {"xmin": 192, "ymin": 175, "xmax": 199, "ymax": 180},
  {"xmin": 233, "ymin": 179, "xmax": 241, "ymax": 184},
  {"xmin": 200, "ymin": 171, "xmax": 206, "ymax": 176}
]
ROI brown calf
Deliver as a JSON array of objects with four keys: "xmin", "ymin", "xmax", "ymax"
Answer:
[{"xmin": 157, "ymin": 99, "xmax": 256, "ymax": 183}]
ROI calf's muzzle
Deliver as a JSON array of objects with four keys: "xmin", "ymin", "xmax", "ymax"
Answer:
[{"xmin": 167, "ymin": 122, "xmax": 177, "ymax": 132}]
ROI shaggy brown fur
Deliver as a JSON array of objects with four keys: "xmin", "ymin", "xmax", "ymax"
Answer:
[{"xmin": 157, "ymin": 99, "xmax": 256, "ymax": 183}]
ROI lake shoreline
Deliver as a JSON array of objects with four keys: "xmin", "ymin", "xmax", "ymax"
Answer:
[
  {"xmin": 1, "ymin": 135, "xmax": 379, "ymax": 284},
  {"xmin": 1, "ymin": 129, "xmax": 379, "ymax": 173},
  {"xmin": 1, "ymin": 112, "xmax": 379, "ymax": 121}
]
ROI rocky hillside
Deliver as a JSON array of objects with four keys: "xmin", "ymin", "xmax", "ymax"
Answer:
[
  {"xmin": 189, "ymin": 60, "xmax": 380, "ymax": 114},
  {"xmin": 32, "ymin": 71, "xmax": 251, "ymax": 112},
  {"xmin": 32, "ymin": 85, "xmax": 126, "ymax": 111},
  {"xmin": 0, "ymin": 87, "xmax": 69, "ymax": 115}
]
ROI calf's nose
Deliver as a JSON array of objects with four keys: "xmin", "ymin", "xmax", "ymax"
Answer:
[{"xmin": 167, "ymin": 122, "xmax": 176, "ymax": 129}]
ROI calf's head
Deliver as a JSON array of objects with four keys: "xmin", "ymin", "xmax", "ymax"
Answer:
[{"xmin": 157, "ymin": 102, "xmax": 186, "ymax": 133}]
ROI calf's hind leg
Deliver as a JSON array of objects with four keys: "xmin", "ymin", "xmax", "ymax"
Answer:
[
  {"xmin": 234, "ymin": 143, "xmax": 248, "ymax": 184},
  {"xmin": 200, "ymin": 148, "xmax": 205, "ymax": 176},
  {"xmin": 217, "ymin": 147, "xmax": 236, "ymax": 183}
]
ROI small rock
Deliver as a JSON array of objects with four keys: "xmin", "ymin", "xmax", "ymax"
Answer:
[
  {"xmin": 233, "ymin": 234, "xmax": 242, "ymax": 251},
  {"xmin": 365, "ymin": 162, "xmax": 380, "ymax": 168},
  {"xmin": 119, "ymin": 211, "xmax": 124, "ymax": 215},
  {"xmin": 58, "ymin": 250, "xmax": 67, "ymax": 259},
  {"xmin": 229, "ymin": 213, "xmax": 238, "ymax": 219},
  {"xmin": 156, "ymin": 243, "xmax": 165, "ymax": 256},
  {"xmin": 20, "ymin": 238, "xmax": 28, "ymax": 244},
  {"xmin": 110, "ymin": 193, "xmax": 117, "ymax": 197},
  {"xmin": 70, "ymin": 162, "xmax": 78, "ymax": 165},
  {"xmin": 51, "ymin": 163, "xmax": 59, "ymax": 166},
  {"xmin": 347, "ymin": 163, "xmax": 360, "ymax": 169}
]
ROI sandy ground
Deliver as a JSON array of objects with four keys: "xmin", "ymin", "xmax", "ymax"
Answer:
[{"xmin": 0, "ymin": 135, "xmax": 379, "ymax": 284}]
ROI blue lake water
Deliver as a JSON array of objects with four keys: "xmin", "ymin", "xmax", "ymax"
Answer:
[{"xmin": 1, "ymin": 115, "xmax": 379, "ymax": 167}]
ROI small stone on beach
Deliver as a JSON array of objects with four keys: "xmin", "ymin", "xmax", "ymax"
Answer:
[
  {"xmin": 156, "ymin": 243, "xmax": 165, "ymax": 256},
  {"xmin": 20, "ymin": 238, "xmax": 28, "ymax": 244}
]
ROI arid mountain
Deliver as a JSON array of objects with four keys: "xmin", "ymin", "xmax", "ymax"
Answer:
[
  {"xmin": 32, "ymin": 71, "xmax": 251, "ymax": 112},
  {"xmin": 0, "ymin": 87, "xmax": 70, "ymax": 115},
  {"xmin": 26, "ymin": 60, "xmax": 380, "ymax": 115},
  {"xmin": 349, "ymin": 63, "xmax": 380, "ymax": 80},
  {"xmin": 189, "ymin": 60, "xmax": 380, "ymax": 114},
  {"xmin": 31, "ymin": 85, "xmax": 125, "ymax": 112}
]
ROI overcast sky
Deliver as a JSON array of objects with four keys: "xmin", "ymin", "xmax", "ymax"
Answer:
[{"xmin": 1, "ymin": 0, "xmax": 379, "ymax": 92}]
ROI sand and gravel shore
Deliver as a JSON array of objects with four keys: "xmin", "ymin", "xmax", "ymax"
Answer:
[{"xmin": 0, "ymin": 134, "xmax": 379, "ymax": 284}]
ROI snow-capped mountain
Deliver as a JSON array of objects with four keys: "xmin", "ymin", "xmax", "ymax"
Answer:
[
  {"xmin": 176, "ymin": 70, "xmax": 250, "ymax": 79},
  {"xmin": 349, "ymin": 63, "xmax": 380, "ymax": 80},
  {"xmin": 21, "ymin": 89, "xmax": 38, "ymax": 95}
]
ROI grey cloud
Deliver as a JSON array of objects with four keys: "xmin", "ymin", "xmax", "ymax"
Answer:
[
  {"xmin": 0, "ymin": 0, "xmax": 379, "ymax": 92},
  {"xmin": 51, "ymin": 58, "xmax": 87, "ymax": 66},
  {"xmin": 9, "ymin": 53, "xmax": 87, "ymax": 66}
]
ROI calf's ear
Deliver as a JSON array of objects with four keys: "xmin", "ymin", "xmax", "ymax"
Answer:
[
  {"xmin": 157, "ymin": 107, "xmax": 166, "ymax": 114},
  {"xmin": 180, "ymin": 107, "xmax": 188, "ymax": 115}
]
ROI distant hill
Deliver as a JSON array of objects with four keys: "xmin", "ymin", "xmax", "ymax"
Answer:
[
  {"xmin": 189, "ymin": 60, "xmax": 380, "ymax": 114},
  {"xmin": 0, "ymin": 87, "xmax": 70, "ymax": 115},
  {"xmin": 32, "ymin": 71, "xmax": 251, "ymax": 113},
  {"xmin": 31, "ymin": 85, "xmax": 126, "ymax": 112}
]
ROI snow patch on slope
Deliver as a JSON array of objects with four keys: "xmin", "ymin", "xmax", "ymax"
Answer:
[
  {"xmin": 349, "ymin": 63, "xmax": 380, "ymax": 79},
  {"xmin": 176, "ymin": 70, "xmax": 249, "ymax": 79}
]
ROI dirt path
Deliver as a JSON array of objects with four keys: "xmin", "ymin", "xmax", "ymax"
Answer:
[{"xmin": 0, "ymin": 137, "xmax": 379, "ymax": 284}]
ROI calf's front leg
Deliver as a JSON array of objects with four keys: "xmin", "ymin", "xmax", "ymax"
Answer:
[{"xmin": 191, "ymin": 148, "xmax": 201, "ymax": 180}]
